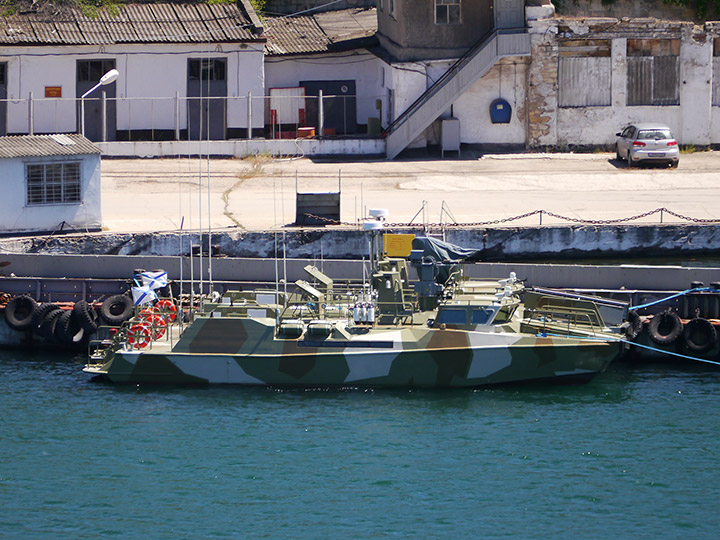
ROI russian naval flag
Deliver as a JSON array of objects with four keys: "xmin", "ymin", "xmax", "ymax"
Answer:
[
  {"xmin": 141, "ymin": 270, "xmax": 168, "ymax": 290},
  {"xmin": 132, "ymin": 285, "xmax": 157, "ymax": 306}
]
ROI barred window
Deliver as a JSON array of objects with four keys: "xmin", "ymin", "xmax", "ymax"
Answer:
[
  {"xmin": 435, "ymin": 0, "xmax": 461, "ymax": 25},
  {"xmin": 26, "ymin": 162, "xmax": 81, "ymax": 205}
]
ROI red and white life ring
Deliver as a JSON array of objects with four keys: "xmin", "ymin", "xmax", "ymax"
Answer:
[
  {"xmin": 156, "ymin": 299, "xmax": 178, "ymax": 322},
  {"xmin": 127, "ymin": 323, "xmax": 152, "ymax": 349},
  {"xmin": 144, "ymin": 314, "xmax": 167, "ymax": 340}
]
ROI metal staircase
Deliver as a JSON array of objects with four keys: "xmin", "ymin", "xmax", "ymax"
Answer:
[{"xmin": 384, "ymin": 30, "xmax": 531, "ymax": 160}]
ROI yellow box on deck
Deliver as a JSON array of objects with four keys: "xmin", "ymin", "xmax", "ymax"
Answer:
[{"xmin": 383, "ymin": 234, "xmax": 415, "ymax": 257}]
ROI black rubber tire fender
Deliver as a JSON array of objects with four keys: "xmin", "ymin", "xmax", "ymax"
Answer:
[
  {"xmin": 683, "ymin": 318, "xmax": 717, "ymax": 354},
  {"xmin": 647, "ymin": 310, "xmax": 683, "ymax": 345},
  {"xmin": 32, "ymin": 303, "xmax": 59, "ymax": 329},
  {"xmin": 100, "ymin": 294, "xmax": 134, "ymax": 326},
  {"xmin": 37, "ymin": 308, "xmax": 63, "ymax": 340},
  {"xmin": 5, "ymin": 295, "xmax": 38, "ymax": 331},
  {"xmin": 625, "ymin": 310, "xmax": 643, "ymax": 340},
  {"xmin": 55, "ymin": 310, "xmax": 84, "ymax": 344},
  {"xmin": 73, "ymin": 300, "xmax": 98, "ymax": 333}
]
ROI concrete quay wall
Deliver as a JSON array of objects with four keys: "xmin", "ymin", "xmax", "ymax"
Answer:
[{"xmin": 1, "ymin": 224, "xmax": 719, "ymax": 261}]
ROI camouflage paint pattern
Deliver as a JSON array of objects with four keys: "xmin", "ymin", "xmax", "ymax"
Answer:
[{"xmin": 85, "ymin": 315, "xmax": 620, "ymax": 387}]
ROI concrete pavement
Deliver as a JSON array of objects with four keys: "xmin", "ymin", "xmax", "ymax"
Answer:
[{"xmin": 100, "ymin": 150, "xmax": 720, "ymax": 233}]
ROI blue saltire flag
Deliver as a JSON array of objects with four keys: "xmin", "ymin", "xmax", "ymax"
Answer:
[
  {"xmin": 132, "ymin": 285, "xmax": 158, "ymax": 306},
  {"xmin": 141, "ymin": 270, "xmax": 168, "ymax": 290}
]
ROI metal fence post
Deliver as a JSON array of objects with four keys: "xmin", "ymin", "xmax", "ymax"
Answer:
[
  {"xmin": 80, "ymin": 96, "xmax": 85, "ymax": 137},
  {"xmin": 318, "ymin": 89, "xmax": 324, "ymax": 137},
  {"xmin": 28, "ymin": 91, "xmax": 33, "ymax": 135},
  {"xmin": 101, "ymin": 90, "xmax": 107, "ymax": 142},
  {"xmin": 247, "ymin": 91, "xmax": 252, "ymax": 139},
  {"xmin": 175, "ymin": 91, "xmax": 180, "ymax": 141}
]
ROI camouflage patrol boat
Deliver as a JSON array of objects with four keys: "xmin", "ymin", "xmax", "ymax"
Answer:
[{"xmin": 84, "ymin": 257, "xmax": 627, "ymax": 387}]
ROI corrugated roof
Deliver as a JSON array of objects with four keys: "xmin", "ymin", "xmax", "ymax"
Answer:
[
  {"xmin": 265, "ymin": 7, "xmax": 377, "ymax": 56},
  {"xmin": 265, "ymin": 15, "xmax": 329, "ymax": 56},
  {"xmin": 0, "ymin": 3, "xmax": 261, "ymax": 45},
  {"xmin": 0, "ymin": 134, "xmax": 101, "ymax": 159}
]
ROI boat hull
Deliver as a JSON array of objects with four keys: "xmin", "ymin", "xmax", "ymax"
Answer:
[{"xmin": 87, "ymin": 333, "xmax": 619, "ymax": 387}]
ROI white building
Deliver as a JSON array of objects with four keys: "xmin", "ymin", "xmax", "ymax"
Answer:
[
  {"xmin": 0, "ymin": 1, "xmax": 266, "ymax": 141},
  {"xmin": 263, "ymin": 8, "xmax": 383, "ymax": 136},
  {"xmin": 0, "ymin": 134, "xmax": 101, "ymax": 234}
]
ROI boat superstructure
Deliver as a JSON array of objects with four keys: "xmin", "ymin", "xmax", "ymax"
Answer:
[{"xmin": 84, "ymin": 253, "xmax": 627, "ymax": 387}]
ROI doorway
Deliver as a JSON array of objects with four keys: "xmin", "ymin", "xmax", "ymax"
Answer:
[
  {"xmin": 300, "ymin": 80, "xmax": 357, "ymax": 135},
  {"xmin": 76, "ymin": 59, "xmax": 117, "ymax": 142},
  {"xmin": 187, "ymin": 58, "xmax": 227, "ymax": 140}
]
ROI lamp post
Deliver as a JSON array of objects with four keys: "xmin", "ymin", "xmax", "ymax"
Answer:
[{"xmin": 80, "ymin": 68, "xmax": 119, "ymax": 138}]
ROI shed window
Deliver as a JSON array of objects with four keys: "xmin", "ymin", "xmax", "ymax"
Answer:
[
  {"xmin": 435, "ymin": 0, "xmax": 461, "ymax": 25},
  {"xmin": 627, "ymin": 39, "xmax": 679, "ymax": 106},
  {"xmin": 26, "ymin": 162, "xmax": 81, "ymax": 205}
]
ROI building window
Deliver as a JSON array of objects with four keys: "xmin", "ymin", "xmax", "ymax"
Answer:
[
  {"xmin": 26, "ymin": 162, "xmax": 81, "ymax": 205},
  {"xmin": 627, "ymin": 39, "xmax": 679, "ymax": 106},
  {"xmin": 435, "ymin": 0, "xmax": 461, "ymax": 25},
  {"xmin": 0, "ymin": 62, "xmax": 6, "ymax": 85},
  {"xmin": 388, "ymin": 0, "xmax": 395, "ymax": 18},
  {"xmin": 77, "ymin": 60, "xmax": 115, "ymax": 83},
  {"xmin": 558, "ymin": 40, "xmax": 611, "ymax": 108},
  {"xmin": 188, "ymin": 59, "xmax": 227, "ymax": 81}
]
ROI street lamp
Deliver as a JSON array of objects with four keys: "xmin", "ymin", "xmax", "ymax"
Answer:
[{"xmin": 80, "ymin": 68, "xmax": 119, "ymax": 138}]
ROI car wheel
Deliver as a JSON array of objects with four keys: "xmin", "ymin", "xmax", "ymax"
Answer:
[{"xmin": 670, "ymin": 161, "xmax": 679, "ymax": 169}]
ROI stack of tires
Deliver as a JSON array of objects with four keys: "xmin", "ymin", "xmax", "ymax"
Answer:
[
  {"xmin": 626, "ymin": 308, "xmax": 718, "ymax": 355},
  {"xmin": 3, "ymin": 293, "xmax": 135, "ymax": 345}
]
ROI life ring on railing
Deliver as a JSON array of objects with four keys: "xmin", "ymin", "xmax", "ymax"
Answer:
[
  {"xmin": 127, "ymin": 323, "xmax": 152, "ymax": 349},
  {"xmin": 683, "ymin": 317, "xmax": 717, "ymax": 353},
  {"xmin": 625, "ymin": 311, "xmax": 643, "ymax": 340},
  {"xmin": 144, "ymin": 314, "xmax": 167, "ymax": 340},
  {"xmin": 155, "ymin": 299, "xmax": 178, "ymax": 322},
  {"xmin": 647, "ymin": 310, "xmax": 683, "ymax": 345}
]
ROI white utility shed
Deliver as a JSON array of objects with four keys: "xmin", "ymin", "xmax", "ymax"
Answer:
[{"xmin": 0, "ymin": 134, "xmax": 101, "ymax": 234}]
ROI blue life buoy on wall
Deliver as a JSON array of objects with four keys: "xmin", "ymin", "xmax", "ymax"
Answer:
[{"xmin": 490, "ymin": 99, "xmax": 512, "ymax": 124}]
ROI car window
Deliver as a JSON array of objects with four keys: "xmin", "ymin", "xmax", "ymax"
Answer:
[
  {"xmin": 621, "ymin": 127, "xmax": 632, "ymax": 137},
  {"xmin": 638, "ymin": 129, "xmax": 673, "ymax": 140}
]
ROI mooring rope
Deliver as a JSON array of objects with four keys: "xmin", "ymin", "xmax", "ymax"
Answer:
[
  {"xmin": 630, "ymin": 287, "xmax": 714, "ymax": 311},
  {"xmin": 539, "ymin": 331, "xmax": 720, "ymax": 367}
]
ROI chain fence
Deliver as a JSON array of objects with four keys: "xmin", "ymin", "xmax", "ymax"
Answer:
[{"xmin": 302, "ymin": 207, "xmax": 720, "ymax": 228}]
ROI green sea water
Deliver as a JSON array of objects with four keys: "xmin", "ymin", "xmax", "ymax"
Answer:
[{"xmin": 1, "ymin": 351, "xmax": 719, "ymax": 539}]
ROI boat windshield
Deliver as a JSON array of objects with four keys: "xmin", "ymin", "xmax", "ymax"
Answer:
[
  {"xmin": 436, "ymin": 306, "xmax": 500, "ymax": 326},
  {"xmin": 493, "ymin": 305, "xmax": 517, "ymax": 323},
  {"xmin": 472, "ymin": 308, "xmax": 496, "ymax": 325},
  {"xmin": 436, "ymin": 308, "xmax": 467, "ymax": 325}
]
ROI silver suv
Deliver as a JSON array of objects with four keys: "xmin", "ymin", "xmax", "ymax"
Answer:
[{"xmin": 615, "ymin": 123, "xmax": 679, "ymax": 168}]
